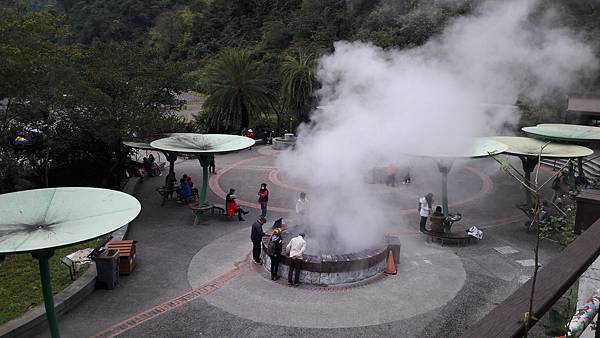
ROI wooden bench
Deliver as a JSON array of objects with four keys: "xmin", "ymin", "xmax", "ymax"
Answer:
[{"xmin": 422, "ymin": 230, "xmax": 473, "ymax": 246}]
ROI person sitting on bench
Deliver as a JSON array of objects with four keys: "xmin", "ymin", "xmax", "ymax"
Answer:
[
  {"xmin": 177, "ymin": 174, "xmax": 193, "ymax": 201},
  {"xmin": 429, "ymin": 206, "xmax": 445, "ymax": 233},
  {"xmin": 226, "ymin": 188, "xmax": 248, "ymax": 221}
]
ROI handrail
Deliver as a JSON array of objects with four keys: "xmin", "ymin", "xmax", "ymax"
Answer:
[{"xmin": 461, "ymin": 217, "xmax": 600, "ymax": 338}]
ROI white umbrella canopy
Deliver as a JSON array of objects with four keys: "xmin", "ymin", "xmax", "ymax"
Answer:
[
  {"xmin": 150, "ymin": 133, "xmax": 255, "ymax": 154},
  {"xmin": 0, "ymin": 187, "xmax": 141, "ymax": 254},
  {"xmin": 522, "ymin": 124, "xmax": 600, "ymax": 142},
  {"xmin": 488, "ymin": 136, "xmax": 594, "ymax": 158}
]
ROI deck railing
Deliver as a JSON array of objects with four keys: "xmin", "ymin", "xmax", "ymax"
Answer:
[{"xmin": 461, "ymin": 213, "xmax": 600, "ymax": 337}]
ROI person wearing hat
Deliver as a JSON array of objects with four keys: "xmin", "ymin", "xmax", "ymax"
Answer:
[
  {"xmin": 267, "ymin": 227, "xmax": 283, "ymax": 280},
  {"xmin": 245, "ymin": 129, "xmax": 254, "ymax": 150},
  {"xmin": 251, "ymin": 216, "xmax": 267, "ymax": 264},
  {"xmin": 286, "ymin": 232, "xmax": 306, "ymax": 286},
  {"xmin": 226, "ymin": 188, "xmax": 248, "ymax": 221}
]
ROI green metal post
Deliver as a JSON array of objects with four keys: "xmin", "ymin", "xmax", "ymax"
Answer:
[
  {"xmin": 519, "ymin": 156, "xmax": 538, "ymax": 210},
  {"xmin": 438, "ymin": 160, "xmax": 452, "ymax": 218},
  {"xmin": 524, "ymin": 170, "xmax": 532, "ymax": 209},
  {"xmin": 194, "ymin": 155, "xmax": 210, "ymax": 224},
  {"xmin": 568, "ymin": 160, "xmax": 576, "ymax": 192},
  {"xmin": 32, "ymin": 250, "xmax": 60, "ymax": 338}
]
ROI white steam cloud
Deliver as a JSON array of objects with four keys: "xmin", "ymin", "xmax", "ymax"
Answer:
[{"xmin": 278, "ymin": 0, "xmax": 597, "ymax": 252}]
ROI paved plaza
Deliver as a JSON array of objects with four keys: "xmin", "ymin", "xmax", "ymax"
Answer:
[{"xmin": 35, "ymin": 144, "xmax": 562, "ymax": 337}]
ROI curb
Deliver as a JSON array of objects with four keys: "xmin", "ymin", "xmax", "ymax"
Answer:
[{"xmin": 0, "ymin": 177, "xmax": 142, "ymax": 338}]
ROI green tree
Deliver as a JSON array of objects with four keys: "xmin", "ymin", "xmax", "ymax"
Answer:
[
  {"xmin": 281, "ymin": 53, "xmax": 318, "ymax": 122},
  {"xmin": 200, "ymin": 48, "xmax": 273, "ymax": 131}
]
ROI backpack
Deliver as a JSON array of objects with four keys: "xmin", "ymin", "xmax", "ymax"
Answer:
[{"xmin": 267, "ymin": 238, "xmax": 277, "ymax": 255}]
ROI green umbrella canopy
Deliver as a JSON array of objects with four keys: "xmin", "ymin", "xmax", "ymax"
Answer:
[
  {"xmin": 522, "ymin": 124, "xmax": 600, "ymax": 142},
  {"xmin": 0, "ymin": 188, "xmax": 141, "ymax": 254},
  {"xmin": 423, "ymin": 138, "xmax": 508, "ymax": 159},
  {"xmin": 488, "ymin": 136, "xmax": 594, "ymax": 158},
  {"xmin": 150, "ymin": 133, "xmax": 255, "ymax": 154},
  {"xmin": 122, "ymin": 133, "xmax": 185, "ymax": 151},
  {"xmin": 122, "ymin": 141, "xmax": 157, "ymax": 151}
]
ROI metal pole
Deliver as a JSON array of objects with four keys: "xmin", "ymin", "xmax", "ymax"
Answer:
[
  {"xmin": 442, "ymin": 170, "xmax": 448, "ymax": 217},
  {"xmin": 194, "ymin": 155, "xmax": 210, "ymax": 225},
  {"xmin": 32, "ymin": 250, "xmax": 60, "ymax": 338},
  {"xmin": 438, "ymin": 160, "xmax": 452, "ymax": 218},
  {"xmin": 519, "ymin": 156, "xmax": 538, "ymax": 210},
  {"xmin": 568, "ymin": 160, "xmax": 576, "ymax": 192},
  {"xmin": 524, "ymin": 170, "xmax": 532, "ymax": 209}
]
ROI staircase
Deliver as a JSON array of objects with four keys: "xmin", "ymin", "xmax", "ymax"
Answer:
[{"xmin": 540, "ymin": 151, "xmax": 600, "ymax": 181}]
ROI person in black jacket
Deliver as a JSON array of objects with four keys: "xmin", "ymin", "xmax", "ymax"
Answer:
[
  {"xmin": 250, "ymin": 217, "xmax": 267, "ymax": 264},
  {"xmin": 268, "ymin": 227, "xmax": 283, "ymax": 280}
]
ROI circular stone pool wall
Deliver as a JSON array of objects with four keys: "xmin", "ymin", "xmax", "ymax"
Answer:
[{"xmin": 261, "ymin": 234, "xmax": 396, "ymax": 286}]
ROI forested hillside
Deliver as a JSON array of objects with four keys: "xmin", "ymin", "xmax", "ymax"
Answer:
[{"xmin": 2, "ymin": 0, "xmax": 599, "ymax": 192}]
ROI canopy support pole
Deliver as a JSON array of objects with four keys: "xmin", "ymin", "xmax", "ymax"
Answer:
[
  {"xmin": 519, "ymin": 156, "xmax": 539, "ymax": 210},
  {"xmin": 437, "ymin": 160, "xmax": 453, "ymax": 218},
  {"xmin": 32, "ymin": 250, "xmax": 60, "ymax": 338},
  {"xmin": 194, "ymin": 155, "xmax": 210, "ymax": 225}
]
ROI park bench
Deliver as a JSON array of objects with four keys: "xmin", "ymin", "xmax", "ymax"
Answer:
[
  {"xmin": 189, "ymin": 203, "xmax": 226, "ymax": 217},
  {"xmin": 61, "ymin": 248, "xmax": 93, "ymax": 280},
  {"xmin": 422, "ymin": 230, "xmax": 473, "ymax": 246},
  {"xmin": 156, "ymin": 187, "xmax": 178, "ymax": 206}
]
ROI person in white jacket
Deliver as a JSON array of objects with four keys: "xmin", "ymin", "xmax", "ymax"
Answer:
[{"xmin": 286, "ymin": 233, "xmax": 306, "ymax": 286}]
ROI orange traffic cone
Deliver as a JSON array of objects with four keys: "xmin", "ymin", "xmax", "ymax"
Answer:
[{"xmin": 384, "ymin": 250, "xmax": 397, "ymax": 275}]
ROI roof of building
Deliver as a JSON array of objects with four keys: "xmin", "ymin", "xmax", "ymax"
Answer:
[{"xmin": 567, "ymin": 96, "xmax": 600, "ymax": 113}]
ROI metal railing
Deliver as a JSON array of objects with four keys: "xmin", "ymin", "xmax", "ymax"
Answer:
[{"xmin": 461, "ymin": 217, "xmax": 600, "ymax": 338}]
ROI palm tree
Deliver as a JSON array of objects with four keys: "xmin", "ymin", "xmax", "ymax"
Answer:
[
  {"xmin": 201, "ymin": 48, "xmax": 272, "ymax": 131},
  {"xmin": 281, "ymin": 53, "xmax": 319, "ymax": 122}
]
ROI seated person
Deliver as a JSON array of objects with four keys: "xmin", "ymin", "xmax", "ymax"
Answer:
[
  {"xmin": 177, "ymin": 174, "xmax": 193, "ymax": 201},
  {"xmin": 143, "ymin": 157, "xmax": 154, "ymax": 177},
  {"xmin": 187, "ymin": 176, "xmax": 199, "ymax": 196},
  {"xmin": 429, "ymin": 206, "xmax": 445, "ymax": 233},
  {"xmin": 225, "ymin": 188, "xmax": 248, "ymax": 221}
]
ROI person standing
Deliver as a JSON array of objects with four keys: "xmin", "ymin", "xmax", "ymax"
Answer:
[
  {"xmin": 245, "ymin": 129, "xmax": 254, "ymax": 150},
  {"xmin": 286, "ymin": 233, "xmax": 306, "ymax": 287},
  {"xmin": 418, "ymin": 193, "xmax": 434, "ymax": 232},
  {"xmin": 208, "ymin": 154, "xmax": 216, "ymax": 174},
  {"xmin": 267, "ymin": 228, "xmax": 283, "ymax": 280},
  {"xmin": 258, "ymin": 183, "xmax": 269, "ymax": 218},
  {"xmin": 295, "ymin": 192, "xmax": 308, "ymax": 224},
  {"xmin": 251, "ymin": 217, "xmax": 267, "ymax": 264}
]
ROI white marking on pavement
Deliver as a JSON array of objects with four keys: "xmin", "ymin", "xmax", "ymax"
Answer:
[
  {"xmin": 518, "ymin": 275, "xmax": 530, "ymax": 284},
  {"xmin": 494, "ymin": 246, "xmax": 519, "ymax": 255},
  {"xmin": 516, "ymin": 259, "xmax": 536, "ymax": 267}
]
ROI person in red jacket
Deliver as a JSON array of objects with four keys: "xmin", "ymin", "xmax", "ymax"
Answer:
[
  {"xmin": 245, "ymin": 129, "xmax": 254, "ymax": 150},
  {"xmin": 226, "ymin": 188, "xmax": 248, "ymax": 221},
  {"xmin": 257, "ymin": 183, "xmax": 269, "ymax": 218}
]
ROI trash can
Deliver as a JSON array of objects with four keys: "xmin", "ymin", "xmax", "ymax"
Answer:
[{"xmin": 94, "ymin": 249, "xmax": 119, "ymax": 289}]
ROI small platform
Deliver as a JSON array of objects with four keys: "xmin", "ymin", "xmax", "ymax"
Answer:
[
  {"xmin": 422, "ymin": 230, "xmax": 473, "ymax": 246},
  {"xmin": 190, "ymin": 203, "xmax": 226, "ymax": 216}
]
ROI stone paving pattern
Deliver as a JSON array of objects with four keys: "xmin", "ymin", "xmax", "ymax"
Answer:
[{"xmin": 31, "ymin": 145, "xmax": 562, "ymax": 337}]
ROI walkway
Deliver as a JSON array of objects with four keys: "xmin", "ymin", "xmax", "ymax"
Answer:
[{"xmin": 34, "ymin": 145, "xmax": 561, "ymax": 337}]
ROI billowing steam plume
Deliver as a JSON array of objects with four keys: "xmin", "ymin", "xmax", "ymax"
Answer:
[{"xmin": 277, "ymin": 0, "xmax": 597, "ymax": 252}]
